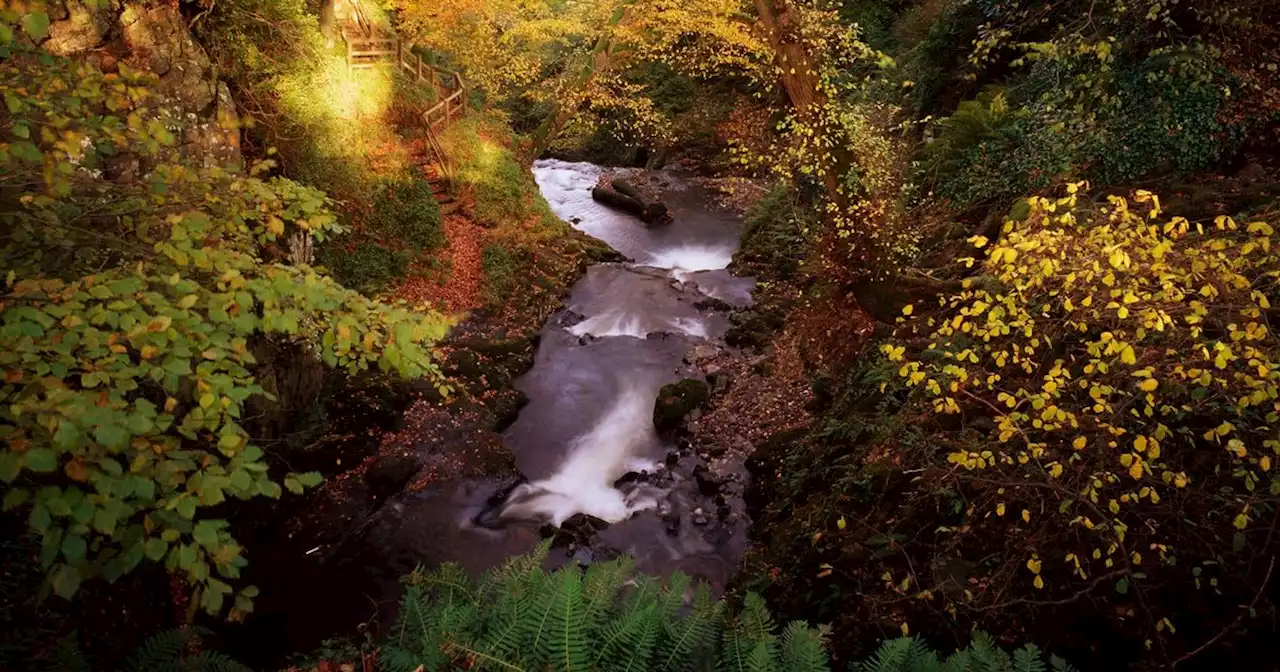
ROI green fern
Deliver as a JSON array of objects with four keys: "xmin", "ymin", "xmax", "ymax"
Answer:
[
  {"xmin": 856, "ymin": 634, "xmax": 1078, "ymax": 672},
  {"xmin": 44, "ymin": 627, "xmax": 250, "ymax": 672},
  {"xmin": 384, "ymin": 552, "xmax": 827, "ymax": 672}
]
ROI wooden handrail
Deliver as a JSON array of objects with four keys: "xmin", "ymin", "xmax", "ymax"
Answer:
[{"xmin": 340, "ymin": 25, "xmax": 467, "ymax": 177}]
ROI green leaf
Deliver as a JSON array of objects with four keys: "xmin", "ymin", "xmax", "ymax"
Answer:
[
  {"xmin": 21, "ymin": 12, "xmax": 50, "ymax": 41},
  {"xmin": 144, "ymin": 538, "xmax": 168, "ymax": 561},
  {"xmin": 2, "ymin": 488, "xmax": 28, "ymax": 511},
  {"xmin": 51, "ymin": 564, "xmax": 82, "ymax": 599},
  {"xmin": 94, "ymin": 425, "xmax": 129, "ymax": 450},
  {"xmin": 61, "ymin": 534, "xmax": 87, "ymax": 565},
  {"xmin": 1115, "ymin": 578, "xmax": 1129, "ymax": 595},
  {"xmin": 93, "ymin": 506, "xmax": 118, "ymax": 535},
  {"xmin": 0, "ymin": 453, "xmax": 21, "ymax": 482},
  {"xmin": 296, "ymin": 471, "xmax": 324, "ymax": 488},
  {"xmin": 176, "ymin": 496, "xmax": 197, "ymax": 520},
  {"xmin": 177, "ymin": 543, "xmax": 197, "ymax": 570},
  {"xmin": 283, "ymin": 475, "xmax": 303, "ymax": 495},
  {"xmin": 24, "ymin": 449, "xmax": 57, "ymax": 473},
  {"xmin": 127, "ymin": 414, "xmax": 154, "ymax": 435},
  {"xmin": 200, "ymin": 585, "xmax": 225, "ymax": 614},
  {"xmin": 29, "ymin": 504, "xmax": 51, "ymax": 533},
  {"xmin": 229, "ymin": 469, "xmax": 251, "ymax": 491},
  {"xmin": 192, "ymin": 520, "xmax": 219, "ymax": 549}
]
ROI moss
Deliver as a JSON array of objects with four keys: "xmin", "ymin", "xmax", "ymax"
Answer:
[
  {"xmin": 316, "ymin": 243, "xmax": 408, "ymax": 295},
  {"xmin": 652, "ymin": 379, "xmax": 710, "ymax": 433}
]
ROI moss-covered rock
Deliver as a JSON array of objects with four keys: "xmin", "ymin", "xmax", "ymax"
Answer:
[{"xmin": 653, "ymin": 379, "xmax": 710, "ymax": 433}]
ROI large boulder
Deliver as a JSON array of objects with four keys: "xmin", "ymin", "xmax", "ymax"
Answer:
[
  {"xmin": 44, "ymin": 1, "xmax": 114, "ymax": 56},
  {"xmin": 38, "ymin": 2, "xmax": 242, "ymax": 167},
  {"xmin": 653, "ymin": 379, "xmax": 710, "ymax": 433}
]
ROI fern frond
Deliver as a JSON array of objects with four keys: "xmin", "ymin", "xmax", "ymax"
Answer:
[
  {"xmin": 596, "ymin": 604, "xmax": 661, "ymax": 671},
  {"xmin": 857, "ymin": 638, "xmax": 911, "ymax": 672},
  {"xmin": 1013, "ymin": 644, "xmax": 1047, "ymax": 672},
  {"xmin": 170, "ymin": 651, "xmax": 253, "ymax": 672},
  {"xmin": 120, "ymin": 628, "xmax": 197, "ymax": 672},
  {"xmin": 778, "ymin": 621, "xmax": 828, "ymax": 672},
  {"xmin": 657, "ymin": 590, "xmax": 722, "ymax": 671}
]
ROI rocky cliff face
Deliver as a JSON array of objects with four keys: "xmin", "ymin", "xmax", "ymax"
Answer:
[{"xmin": 41, "ymin": 0, "xmax": 241, "ymax": 166}]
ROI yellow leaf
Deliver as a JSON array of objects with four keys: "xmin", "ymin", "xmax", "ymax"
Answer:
[
  {"xmin": 1021, "ymin": 509, "xmax": 1031, "ymax": 523},
  {"xmin": 902, "ymin": 304, "xmax": 914, "ymax": 316},
  {"xmin": 1121, "ymin": 345, "xmax": 1137, "ymax": 365},
  {"xmin": 1134, "ymin": 436, "xmax": 1148, "ymax": 453},
  {"xmin": 1139, "ymin": 379, "xmax": 1158, "ymax": 392},
  {"xmin": 1129, "ymin": 461, "xmax": 1144, "ymax": 480},
  {"xmin": 1233, "ymin": 513, "xmax": 1249, "ymax": 530},
  {"xmin": 267, "ymin": 216, "xmax": 285, "ymax": 236},
  {"xmin": 1072, "ymin": 436, "xmax": 1087, "ymax": 450},
  {"xmin": 837, "ymin": 516, "xmax": 847, "ymax": 530},
  {"xmin": 1027, "ymin": 557, "xmax": 1042, "ymax": 574},
  {"xmin": 996, "ymin": 503, "xmax": 1006, "ymax": 516},
  {"xmin": 1033, "ymin": 575, "xmax": 1045, "ymax": 590},
  {"xmin": 1049, "ymin": 463, "xmax": 1064, "ymax": 478},
  {"xmin": 147, "ymin": 316, "xmax": 173, "ymax": 333}
]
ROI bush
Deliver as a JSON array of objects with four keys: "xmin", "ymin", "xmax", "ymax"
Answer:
[
  {"xmin": 881, "ymin": 185, "xmax": 1279, "ymax": 659},
  {"xmin": 0, "ymin": 18, "xmax": 450, "ymax": 617},
  {"xmin": 480, "ymin": 244, "xmax": 518, "ymax": 305},
  {"xmin": 317, "ymin": 243, "xmax": 410, "ymax": 295},
  {"xmin": 372, "ymin": 179, "xmax": 446, "ymax": 252},
  {"xmin": 736, "ymin": 184, "xmax": 813, "ymax": 279}
]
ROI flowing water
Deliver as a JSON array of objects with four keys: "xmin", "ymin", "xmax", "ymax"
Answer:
[
  {"xmin": 229, "ymin": 161, "xmax": 756, "ymax": 664},
  {"xmin": 467, "ymin": 159, "xmax": 756, "ymax": 582}
]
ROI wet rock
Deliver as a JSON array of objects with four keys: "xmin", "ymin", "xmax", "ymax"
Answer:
[
  {"xmin": 558, "ymin": 310, "xmax": 587, "ymax": 328},
  {"xmin": 694, "ymin": 296, "xmax": 735, "ymax": 312},
  {"xmin": 653, "ymin": 379, "xmax": 710, "ymax": 433},
  {"xmin": 707, "ymin": 370, "xmax": 732, "ymax": 395},
  {"xmin": 693, "ymin": 466, "xmax": 721, "ymax": 497},
  {"xmin": 364, "ymin": 454, "xmax": 421, "ymax": 503},
  {"xmin": 550, "ymin": 514, "xmax": 610, "ymax": 548}
]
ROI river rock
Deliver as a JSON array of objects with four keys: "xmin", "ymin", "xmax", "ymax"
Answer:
[
  {"xmin": 549, "ymin": 513, "xmax": 610, "ymax": 549},
  {"xmin": 364, "ymin": 454, "xmax": 421, "ymax": 502},
  {"xmin": 653, "ymin": 379, "xmax": 710, "ymax": 433}
]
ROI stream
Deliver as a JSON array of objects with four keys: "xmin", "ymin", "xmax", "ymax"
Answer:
[
  {"xmin": 232, "ymin": 161, "xmax": 756, "ymax": 663},
  {"xmin": 388, "ymin": 159, "xmax": 756, "ymax": 586}
]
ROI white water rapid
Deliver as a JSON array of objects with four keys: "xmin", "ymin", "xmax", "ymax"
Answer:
[{"xmin": 491, "ymin": 160, "xmax": 750, "ymax": 528}]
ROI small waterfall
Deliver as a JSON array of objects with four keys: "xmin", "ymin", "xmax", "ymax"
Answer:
[{"xmin": 493, "ymin": 382, "xmax": 662, "ymax": 526}]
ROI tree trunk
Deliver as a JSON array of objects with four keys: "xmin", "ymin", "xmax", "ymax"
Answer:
[
  {"xmin": 591, "ymin": 183, "xmax": 670, "ymax": 225},
  {"xmin": 751, "ymin": 0, "xmax": 853, "ymax": 213}
]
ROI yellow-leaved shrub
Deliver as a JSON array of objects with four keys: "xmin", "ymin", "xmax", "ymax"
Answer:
[{"xmin": 883, "ymin": 184, "xmax": 1277, "ymax": 644}]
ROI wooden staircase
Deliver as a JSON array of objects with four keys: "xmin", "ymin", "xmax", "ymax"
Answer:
[{"xmin": 335, "ymin": 0, "xmax": 467, "ymax": 199}]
